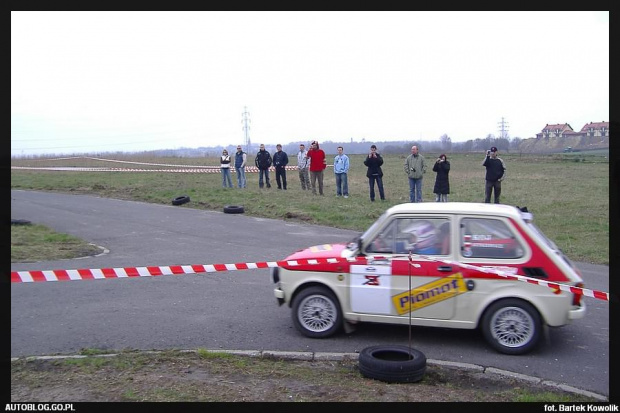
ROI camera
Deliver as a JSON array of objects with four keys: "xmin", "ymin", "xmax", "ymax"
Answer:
[
  {"xmin": 486, "ymin": 150, "xmax": 491, "ymax": 155},
  {"xmin": 411, "ymin": 168, "xmax": 416, "ymax": 172}
]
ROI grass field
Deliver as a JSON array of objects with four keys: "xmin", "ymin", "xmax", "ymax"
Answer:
[{"xmin": 11, "ymin": 151, "xmax": 609, "ymax": 265}]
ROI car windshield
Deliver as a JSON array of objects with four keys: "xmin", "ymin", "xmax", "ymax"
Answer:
[{"xmin": 361, "ymin": 210, "xmax": 390, "ymax": 241}]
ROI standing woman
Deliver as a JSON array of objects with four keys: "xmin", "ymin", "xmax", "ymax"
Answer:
[
  {"xmin": 220, "ymin": 149, "xmax": 233, "ymax": 188},
  {"xmin": 432, "ymin": 153, "xmax": 450, "ymax": 202}
]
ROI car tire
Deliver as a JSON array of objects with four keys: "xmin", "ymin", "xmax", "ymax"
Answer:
[
  {"xmin": 358, "ymin": 345, "xmax": 427, "ymax": 383},
  {"xmin": 172, "ymin": 195, "xmax": 190, "ymax": 206},
  {"xmin": 11, "ymin": 219, "xmax": 32, "ymax": 225},
  {"xmin": 291, "ymin": 286, "xmax": 342, "ymax": 338},
  {"xmin": 223, "ymin": 205, "xmax": 245, "ymax": 214},
  {"xmin": 481, "ymin": 298, "xmax": 542, "ymax": 355}
]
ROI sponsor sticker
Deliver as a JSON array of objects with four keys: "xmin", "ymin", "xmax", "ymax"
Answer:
[{"xmin": 392, "ymin": 273, "xmax": 467, "ymax": 315}]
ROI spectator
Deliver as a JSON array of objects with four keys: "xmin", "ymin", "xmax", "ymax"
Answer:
[
  {"xmin": 220, "ymin": 149, "xmax": 233, "ymax": 188},
  {"xmin": 306, "ymin": 140, "xmax": 326, "ymax": 195},
  {"xmin": 234, "ymin": 145, "xmax": 247, "ymax": 189},
  {"xmin": 333, "ymin": 146, "xmax": 350, "ymax": 198},
  {"xmin": 255, "ymin": 144, "xmax": 272, "ymax": 188},
  {"xmin": 297, "ymin": 143, "xmax": 311, "ymax": 190},
  {"xmin": 432, "ymin": 153, "xmax": 450, "ymax": 202},
  {"xmin": 404, "ymin": 145, "xmax": 427, "ymax": 202},
  {"xmin": 273, "ymin": 144, "xmax": 289, "ymax": 190},
  {"xmin": 482, "ymin": 146, "xmax": 506, "ymax": 203},
  {"xmin": 363, "ymin": 144, "xmax": 385, "ymax": 202}
]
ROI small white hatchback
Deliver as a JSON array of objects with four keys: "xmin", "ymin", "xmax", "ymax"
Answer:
[{"xmin": 271, "ymin": 203, "xmax": 586, "ymax": 355}]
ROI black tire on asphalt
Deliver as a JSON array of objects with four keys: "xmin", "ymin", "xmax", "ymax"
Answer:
[
  {"xmin": 291, "ymin": 286, "xmax": 342, "ymax": 338},
  {"xmin": 358, "ymin": 345, "xmax": 427, "ymax": 383},
  {"xmin": 223, "ymin": 205, "xmax": 245, "ymax": 214},
  {"xmin": 172, "ymin": 195, "xmax": 190, "ymax": 206},
  {"xmin": 11, "ymin": 219, "xmax": 32, "ymax": 225},
  {"xmin": 481, "ymin": 298, "xmax": 542, "ymax": 355}
]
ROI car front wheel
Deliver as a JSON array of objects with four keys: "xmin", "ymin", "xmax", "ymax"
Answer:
[
  {"xmin": 291, "ymin": 286, "xmax": 342, "ymax": 338},
  {"xmin": 481, "ymin": 298, "xmax": 542, "ymax": 355}
]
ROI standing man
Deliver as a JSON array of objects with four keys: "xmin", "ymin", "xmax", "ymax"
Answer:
[
  {"xmin": 297, "ymin": 143, "xmax": 311, "ymax": 190},
  {"xmin": 404, "ymin": 145, "xmax": 427, "ymax": 203},
  {"xmin": 255, "ymin": 144, "xmax": 272, "ymax": 189},
  {"xmin": 234, "ymin": 145, "xmax": 247, "ymax": 189},
  {"xmin": 333, "ymin": 146, "xmax": 350, "ymax": 198},
  {"xmin": 273, "ymin": 144, "xmax": 289, "ymax": 190},
  {"xmin": 306, "ymin": 140, "xmax": 326, "ymax": 195},
  {"xmin": 364, "ymin": 144, "xmax": 385, "ymax": 202},
  {"xmin": 482, "ymin": 146, "xmax": 506, "ymax": 203}
]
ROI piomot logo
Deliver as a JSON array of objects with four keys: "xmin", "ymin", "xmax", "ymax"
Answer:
[{"xmin": 392, "ymin": 273, "xmax": 467, "ymax": 315}]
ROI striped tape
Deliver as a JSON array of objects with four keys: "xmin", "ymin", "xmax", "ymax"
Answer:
[
  {"xmin": 11, "ymin": 165, "xmax": 327, "ymax": 173},
  {"xmin": 10, "ymin": 254, "xmax": 610, "ymax": 301},
  {"xmin": 410, "ymin": 254, "xmax": 610, "ymax": 301}
]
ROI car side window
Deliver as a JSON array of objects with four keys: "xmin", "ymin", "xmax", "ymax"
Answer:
[
  {"xmin": 367, "ymin": 217, "xmax": 451, "ymax": 255},
  {"xmin": 460, "ymin": 218, "xmax": 525, "ymax": 259}
]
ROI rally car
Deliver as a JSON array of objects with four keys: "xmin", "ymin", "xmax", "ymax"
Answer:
[{"xmin": 271, "ymin": 202, "xmax": 586, "ymax": 355}]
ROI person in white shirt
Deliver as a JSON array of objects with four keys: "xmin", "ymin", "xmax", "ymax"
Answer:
[
  {"xmin": 220, "ymin": 149, "xmax": 233, "ymax": 188},
  {"xmin": 297, "ymin": 143, "xmax": 311, "ymax": 190}
]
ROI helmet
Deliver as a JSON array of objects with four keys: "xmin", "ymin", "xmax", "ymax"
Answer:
[{"xmin": 404, "ymin": 221, "xmax": 437, "ymax": 249}]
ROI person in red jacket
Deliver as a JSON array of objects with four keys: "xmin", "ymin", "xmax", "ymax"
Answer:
[{"xmin": 305, "ymin": 140, "xmax": 326, "ymax": 195}]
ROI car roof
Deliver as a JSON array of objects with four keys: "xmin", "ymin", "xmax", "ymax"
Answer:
[{"xmin": 386, "ymin": 202, "xmax": 525, "ymax": 219}]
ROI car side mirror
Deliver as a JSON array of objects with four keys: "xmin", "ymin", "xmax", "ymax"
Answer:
[{"xmin": 357, "ymin": 238, "xmax": 365, "ymax": 257}]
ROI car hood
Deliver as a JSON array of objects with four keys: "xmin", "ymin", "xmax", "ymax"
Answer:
[
  {"xmin": 283, "ymin": 243, "xmax": 348, "ymax": 261},
  {"xmin": 280, "ymin": 243, "xmax": 351, "ymax": 272}
]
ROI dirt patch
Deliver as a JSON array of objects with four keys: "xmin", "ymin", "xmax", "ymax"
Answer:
[{"xmin": 10, "ymin": 350, "xmax": 600, "ymax": 402}]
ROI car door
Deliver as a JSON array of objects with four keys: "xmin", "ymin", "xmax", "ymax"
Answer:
[
  {"xmin": 351, "ymin": 215, "xmax": 459, "ymax": 320},
  {"xmin": 455, "ymin": 215, "xmax": 531, "ymax": 318}
]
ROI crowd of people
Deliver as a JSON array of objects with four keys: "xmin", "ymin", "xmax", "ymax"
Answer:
[{"xmin": 220, "ymin": 142, "xmax": 506, "ymax": 204}]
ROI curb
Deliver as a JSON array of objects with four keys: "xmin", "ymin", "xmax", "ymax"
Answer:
[{"xmin": 11, "ymin": 349, "xmax": 608, "ymax": 401}]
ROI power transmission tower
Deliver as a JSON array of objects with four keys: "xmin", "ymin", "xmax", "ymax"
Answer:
[
  {"xmin": 241, "ymin": 106, "xmax": 252, "ymax": 153},
  {"xmin": 498, "ymin": 117, "xmax": 510, "ymax": 140}
]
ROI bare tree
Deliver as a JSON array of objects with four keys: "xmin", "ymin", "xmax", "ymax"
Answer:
[{"xmin": 440, "ymin": 134, "xmax": 452, "ymax": 152}]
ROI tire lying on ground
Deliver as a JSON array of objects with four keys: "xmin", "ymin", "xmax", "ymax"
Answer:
[
  {"xmin": 358, "ymin": 345, "xmax": 427, "ymax": 383},
  {"xmin": 223, "ymin": 205, "xmax": 245, "ymax": 214},
  {"xmin": 11, "ymin": 219, "xmax": 32, "ymax": 225},
  {"xmin": 172, "ymin": 195, "xmax": 190, "ymax": 206}
]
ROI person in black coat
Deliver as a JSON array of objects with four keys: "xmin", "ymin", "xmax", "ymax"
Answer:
[
  {"xmin": 432, "ymin": 153, "xmax": 450, "ymax": 202},
  {"xmin": 363, "ymin": 145, "xmax": 385, "ymax": 201}
]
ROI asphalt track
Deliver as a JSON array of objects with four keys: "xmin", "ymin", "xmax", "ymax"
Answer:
[{"xmin": 10, "ymin": 190, "xmax": 613, "ymax": 400}]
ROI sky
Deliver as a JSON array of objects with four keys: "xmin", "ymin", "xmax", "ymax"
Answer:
[{"xmin": 11, "ymin": 11, "xmax": 609, "ymax": 156}]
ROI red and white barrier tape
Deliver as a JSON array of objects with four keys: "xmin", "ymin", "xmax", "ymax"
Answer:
[
  {"xmin": 409, "ymin": 254, "xmax": 610, "ymax": 301},
  {"xmin": 12, "ymin": 165, "xmax": 321, "ymax": 173},
  {"xmin": 10, "ymin": 255, "xmax": 610, "ymax": 302},
  {"xmin": 10, "ymin": 257, "xmax": 345, "ymax": 283}
]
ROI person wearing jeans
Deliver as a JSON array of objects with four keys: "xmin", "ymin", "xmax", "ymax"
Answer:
[
  {"xmin": 333, "ymin": 146, "xmax": 350, "ymax": 198},
  {"xmin": 404, "ymin": 145, "xmax": 427, "ymax": 202},
  {"xmin": 255, "ymin": 144, "xmax": 272, "ymax": 188},
  {"xmin": 220, "ymin": 149, "xmax": 233, "ymax": 188},
  {"xmin": 306, "ymin": 140, "xmax": 326, "ymax": 195},
  {"xmin": 297, "ymin": 143, "xmax": 311, "ymax": 190},
  {"xmin": 234, "ymin": 145, "xmax": 247, "ymax": 188},
  {"xmin": 363, "ymin": 144, "xmax": 385, "ymax": 201}
]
